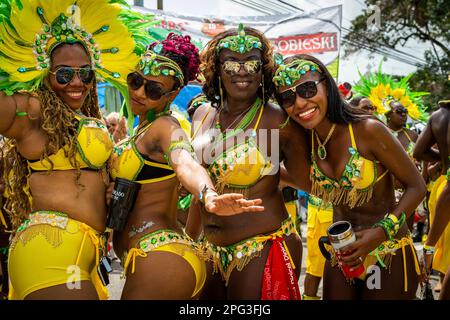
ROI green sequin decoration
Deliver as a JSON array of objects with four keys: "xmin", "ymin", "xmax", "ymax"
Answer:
[
  {"xmin": 217, "ymin": 23, "xmax": 262, "ymax": 54},
  {"xmin": 273, "ymin": 59, "xmax": 322, "ymax": 88}
]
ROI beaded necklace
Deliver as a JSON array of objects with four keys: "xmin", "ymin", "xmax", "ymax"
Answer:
[{"xmin": 212, "ymin": 96, "xmax": 262, "ymax": 147}]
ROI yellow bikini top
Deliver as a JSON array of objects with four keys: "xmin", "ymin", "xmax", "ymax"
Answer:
[
  {"xmin": 28, "ymin": 116, "xmax": 113, "ymax": 171},
  {"xmin": 402, "ymin": 129, "xmax": 415, "ymax": 159},
  {"xmin": 110, "ymin": 119, "xmax": 176, "ymax": 184},
  {"xmin": 310, "ymin": 123, "xmax": 389, "ymax": 208},
  {"xmin": 193, "ymin": 102, "xmax": 273, "ymax": 193}
]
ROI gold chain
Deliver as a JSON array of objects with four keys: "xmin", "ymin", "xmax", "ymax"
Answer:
[{"xmin": 314, "ymin": 123, "xmax": 336, "ymax": 160}]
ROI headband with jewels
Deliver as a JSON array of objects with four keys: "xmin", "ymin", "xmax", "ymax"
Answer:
[
  {"xmin": 0, "ymin": 0, "xmax": 153, "ymax": 95},
  {"xmin": 138, "ymin": 44, "xmax": 185, "ymax": 85},
  {"xmin": 272, "ymin": 54, "xmax": 322, "ymax": 88},
  {"xmin": 352, "ymin": 62, "xmax": 429, "ymax": 121},
  {"xmin": 216, "ymin": 23, "xmax": 262, "ymax": 54}
]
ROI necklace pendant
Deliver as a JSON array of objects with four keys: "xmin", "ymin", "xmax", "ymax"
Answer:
[{"xmin": 317, "ymin": 145, "xmax": 327, "ymax": 160}]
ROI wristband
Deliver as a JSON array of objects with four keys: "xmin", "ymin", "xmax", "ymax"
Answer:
[
  {"xmin": 423, "ymin": 244, "xmax": 435, "ymax": 255},
  {"xmin": 198, "ymin": 184, "xmax": 217, "ymax": 204},
  {"xmin": 372, "ymin": 212, "xmax": 406, "ymax": 241}
]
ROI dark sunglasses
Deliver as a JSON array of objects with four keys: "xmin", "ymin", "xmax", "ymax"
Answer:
[
  {"xmin": 221, "ymin": 60, "xmax": 262, "ymax": 75},
  {"xmin": 277, "ymin": 78, "xmax": 325, "ymax": 108},
  {"xmin": 49, "ymin": 66, "xmax": 95, "ymax": 85},
  {"xmin": 362, "ymin": 105, "xmax": 374, "ymax": 111},
  {"xmin": 127, "ymin": 72, "xmax": 177, "ymax": 100},
  {"xmin": 394, "ymin": 108, "xmax": 408, "ymax": 116}
]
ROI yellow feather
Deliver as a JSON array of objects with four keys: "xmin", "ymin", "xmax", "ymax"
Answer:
[
  {"xmin": 10, "ymin": 0, "xmax": 42, "ymax": 42},
  {"xmin": 1, "ymin": 0, "xmax": 140, "ymax": 88}
]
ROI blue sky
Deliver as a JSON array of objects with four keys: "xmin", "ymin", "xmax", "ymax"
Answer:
[{"xmin": 127, "ymin": 0, "xmax": 427, "ymax": 84}]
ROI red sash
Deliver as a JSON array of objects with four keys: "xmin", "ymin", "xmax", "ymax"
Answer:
[{"xmin": 261, "ymin": 237, "xmax": 301, "ymax": 300}]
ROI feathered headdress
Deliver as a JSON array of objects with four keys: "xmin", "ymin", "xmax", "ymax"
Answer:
[
  {"xmin": 352, "ymin": 63, "xmax": 429, "ymax": 122},
  {"xmin": 0, "ymin": 0, "xmax": 157, "ymax": 95}
]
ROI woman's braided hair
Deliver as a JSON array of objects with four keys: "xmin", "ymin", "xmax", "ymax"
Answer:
[{"xmin": 1, "ymin": 42, "xmax": 101, "ymax": 229}]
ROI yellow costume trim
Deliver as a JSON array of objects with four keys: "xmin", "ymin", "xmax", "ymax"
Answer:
[
  {"xmin": 171, "ymin": 110, "xmax": 192, "ymax": 139},
  {"xmin": 428, "ymin": 175, "xmax": 450, "ymax": 274},
  {"xmin": 122, "ymin": 229, "xmax": 206, "ymax": 298},
  {"xmin": 285, "ymin": 201, "xmax": 297, "ymax": 227},
  {"xmin": 306, "ymin": 196, "xmax": 333, "ymax": 278},
  {"xmin": 111, "ymin": 120, "xmax": 175, "ymax": 184},
  {"xmin": 328, "ymin": 235, "xmax": 420, "ymax": 292},
  {"xmin": 208, "ymin": 102, "xmax": 273, "ymax": 195},
  {"xmin": 0, "ymin": 208, "xmax": 8, "ymax": 230},
  {"xmin": 8, "ymin": 211, "xmax": 108, "ymax": 300},
  {"xmin": 302, "ymin": 294, "xmax": 321, "ymax": 300},
  {"xmin": 201, "ymin": 218, "xmax": 298, "ymax": 285},
  {"xmin": 28, "ymin": 116, "xmax": 113, "ymax": 171},
  {"xmin": 310, "ymin": 123, "xmax": 389, "ymax": 208}
]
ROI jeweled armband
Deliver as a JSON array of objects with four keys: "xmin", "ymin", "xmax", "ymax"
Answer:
[
  {"xmin": 164, "ymin": 140, "xmax": 198, "ymax": 164},
  {"xmin": 372, "ymin": 212, "xmax": 406, "ymax": 241}
]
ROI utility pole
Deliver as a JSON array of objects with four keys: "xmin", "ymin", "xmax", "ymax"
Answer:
[{"xmin": 157, "ymin": 0, "xmax": 163, "ymax": 10}]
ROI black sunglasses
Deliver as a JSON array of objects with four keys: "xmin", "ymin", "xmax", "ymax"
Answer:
[
  {"xmin": 361, "ymin": 104, "xmax": 374, "ymax": 111},
  {"xmin": 277, "ymin": 78, "xmax": 325, "ymax": 108},
  {"xmin": 394, "ymin": 108, "xmax": 408, "ymax": 116},
  {"xmin": 49, "ymin": 66, "xmax": 95, "ymax": 85},
  {"xmin": 221, "ymin": 60, "xmax": 262, "ymax": 75},
  {"xmin": 127, "ymin": 72, "xmax": 177, "ymax": 100}
]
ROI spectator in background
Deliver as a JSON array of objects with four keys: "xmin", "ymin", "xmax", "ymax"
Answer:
[
  {"xmin": 106, "ymin": 112, "xmax": 128, "ymax": 143},
  {"xmin": 338, "ymin": 82, "xmax": 353, "ymax": 101},
  {"xmin": 350, "ymin": 96, "xmax": 375, "ymax": 115}
]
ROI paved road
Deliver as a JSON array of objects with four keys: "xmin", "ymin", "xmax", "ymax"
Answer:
[{"xmin": 106, "ymin": 223, "xmax": 439, "ymax": 300}]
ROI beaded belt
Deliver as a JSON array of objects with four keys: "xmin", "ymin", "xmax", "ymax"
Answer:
[
  {"xmin": 122, "ymin": 229, "xmax": 205, "ymax": 276},
  {"xmin": 16, "ymin": 211, "xmax": 69, "ymax": 232},
  {"xmin": 201, "ymin": 217, "xmax": 298, "ymax": 284},
  {"xmin": 10, "ymin": 211, "xmax": 104, "ymax": 255}
]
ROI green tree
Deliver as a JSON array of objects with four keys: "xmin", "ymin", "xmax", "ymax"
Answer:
[{"xmin": 344, "ymin": 0, "xmax": 449, "ymax": 111}]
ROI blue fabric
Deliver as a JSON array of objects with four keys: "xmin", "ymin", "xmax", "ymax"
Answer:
[
  {"xmin": 172, "ymin": 84, "xmax": 202, "ymax": 119},
  {"xmin": 97, "ymin": 82, "xmax": 107, "ymax": 109}
]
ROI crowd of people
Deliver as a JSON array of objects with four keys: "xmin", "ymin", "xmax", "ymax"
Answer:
[{"xmin": 0, "ymin": 0, "xmax": 448, "ymax": 300}]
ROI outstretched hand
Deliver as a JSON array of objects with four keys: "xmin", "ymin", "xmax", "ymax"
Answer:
[{"xmin": 205, "ymin": 193, "xmax": 264, "ymax": 216}]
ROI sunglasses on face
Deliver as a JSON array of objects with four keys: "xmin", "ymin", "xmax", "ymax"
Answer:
[
  {"xmin": 127, "ymin": 72, "xmax": 177, "ymax": 100},
  {"xmin": 394, "ymin": 108, "xmax": 408, "ymax": 116},
  {"xmin": 277, "ymin": 78, "xmax": 325, "ymax": 108},
  {"xmin": 221, "ymin": 60, "xmax": 262, "ymax": 75},
  {"xmin": 362, "ymin": 105, "xmax": 374, "ymax": 111},
  {"xmin": 49, "ymin": 66, "xmax": 95, "ymax": 85}
]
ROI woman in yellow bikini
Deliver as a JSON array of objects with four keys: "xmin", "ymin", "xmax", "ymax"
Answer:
[
  {"xmin": 0, "ymin": 0, "xmax": 143, "ymax": 299},
  {"xmin": 273, "ymin": 54, "xmax": 426, "ymax": 299},
  {"xmin": 110, "ymin": 33, "xmax": 264, "ymax": 300},
  {"xmin": 189, "ymin": 24, "xmax": 311, "ymax": 300}
]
